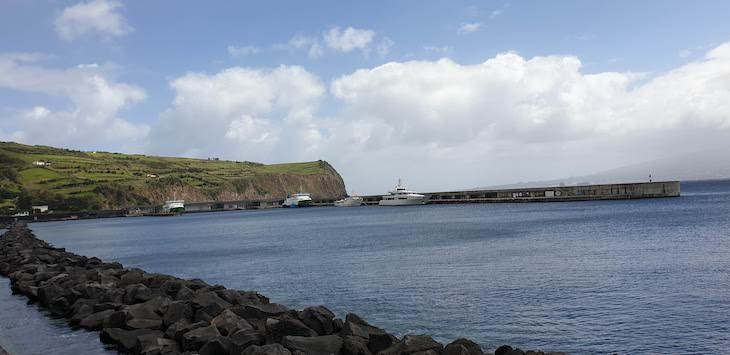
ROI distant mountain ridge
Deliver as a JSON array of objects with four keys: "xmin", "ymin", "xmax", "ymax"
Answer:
[
  {"xmin": 476, "ymin": 149, "xmax": 730, "ymax": 190},
  {"xmin": 0, "ymin": 141, "xmax": 346, "ymax": 213}
]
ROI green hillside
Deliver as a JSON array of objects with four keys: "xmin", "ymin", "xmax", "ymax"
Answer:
[{"xmin": 0, "ymin": 141, "xmax": 346, "ymax": 214}]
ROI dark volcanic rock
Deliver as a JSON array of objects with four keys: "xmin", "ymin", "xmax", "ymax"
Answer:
[
  {"xmin": 229, "ymin": 328, "xmax": 266, "ymax": 354},
  {"xmin": 283, "ymin": 334, "xmax": 343, "ymax": 355},
  {"xmin": 242, "ymin": 344, "xmax": 292, "ymax": 355},
  {"xmin": 211, "ymin": 308, "xmax": 253, "ymax": 335},
  {"xmin": 377, "ymin": 335, "xmax": 444, "ymax": 355},
  {"xmin": 444, "ymin": 338, "xmax": 483, "ymax": 355},
  {"xmin": 182, "ymin": 324, "xmax": 221, "ymax": 351},
  {"xmin": 123, "ymin": 283, "xmax": 153, "ymax": 304},
  {"xmin": 163, "ymin": 300, "xmax": 194, "ymax": 327},
  {"xmin": 100, "ymin": 328, "xmax": 164, "ymax": 353},
  {"xmin": 343, "ymin": 313, "xmax": 398, "ymax": 354},
  {"xmin": 199, "ymin": 337, "xmax": 230, "ymax": 355},
  {"xmin": 343, "ymin": 335, "xmax": 373, "ymax": 355},
  {"xmin": 298, "ymin": 306, "xmax": 336, "ymax": 336},
  {"xmin": 79, "ymin": 309, "xmax": 115, "ymax": 330},
  {"xmin": 266, "ymin": 314, "xmax": 317, "ymax": 341},
  {"xmin": 135, "ymin": 333, "xmax": 180, "ymax": 354},
  {"xmin": 233, "ymin": 303, "xmax": 289, "ymax": 319}
]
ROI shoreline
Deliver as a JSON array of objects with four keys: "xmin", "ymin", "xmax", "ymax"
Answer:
[{"xmin": 0, "ymin": 222, "xmax": 564, "ymax": 355}]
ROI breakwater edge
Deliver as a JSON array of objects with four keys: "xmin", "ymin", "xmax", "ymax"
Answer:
[{"xmin": 0, "ymin": 223, "xmax": 563, "ymax": 355}]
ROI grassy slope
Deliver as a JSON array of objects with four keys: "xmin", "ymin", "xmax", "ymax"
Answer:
[{"xmin": 0, "ymin": 141, "xmax": 345, "ymax": 212}]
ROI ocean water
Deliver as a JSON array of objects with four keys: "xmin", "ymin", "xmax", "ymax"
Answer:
[{"xmin": 2, "ymin": 180, "xmax": 730, "ymax": 354}]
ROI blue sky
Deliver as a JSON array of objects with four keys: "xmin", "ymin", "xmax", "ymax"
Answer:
[{"xmin": 1, "ymin": 1, "xmax": 730, "ymax": 193}]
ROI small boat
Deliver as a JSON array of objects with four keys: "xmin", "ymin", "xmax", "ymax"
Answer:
[
  {"xmin": 334, "ymin": 195, "xmax": 363, "ymax": 207},
  {"xmin": 378, "ymin": 179, "xmax": 428, "ymax": 206},
  {"xmin": 283, "ymin": 192, "xmax": 313, "ymax": 207},
  {"xmin": 162, "ymin": 200, "xmax": 185, "ymax": 214}
]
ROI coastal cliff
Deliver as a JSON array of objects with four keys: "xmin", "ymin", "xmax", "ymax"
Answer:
[{"xmin": 0, "ymin": 141, "xmax": 346, "ymax": 213}]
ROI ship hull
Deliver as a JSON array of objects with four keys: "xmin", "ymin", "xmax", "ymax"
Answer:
[{"xmin": 378, "ymin": 197, "xmax": 428, "ymax": 206}]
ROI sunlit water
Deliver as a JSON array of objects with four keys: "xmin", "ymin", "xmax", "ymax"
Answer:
[{"xmin": 2, "ymin": 180, "xmax": 730, "ymax": 354}]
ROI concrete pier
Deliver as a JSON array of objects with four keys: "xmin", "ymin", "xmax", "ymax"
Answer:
[
  {"xmin": 178, "ymin": 181, "xmax": 681, "ymax": 209},
  {"xmin": 356, "ymin": 181, "xmax": 680, "ymax": 206}
]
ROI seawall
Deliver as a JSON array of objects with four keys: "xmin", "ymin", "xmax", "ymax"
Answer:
[
  {"xmin": 357, "ymin": 181, "xmax": 680, "ymax": 206},
  {"xmin": 0, "ymin": 223, "xmax": 564, "ymax": 355}
]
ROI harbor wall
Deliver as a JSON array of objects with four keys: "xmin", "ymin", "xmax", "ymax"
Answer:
[{"xmin": 361, "ymin": 181, "xmax": 680, "ymax": 205}]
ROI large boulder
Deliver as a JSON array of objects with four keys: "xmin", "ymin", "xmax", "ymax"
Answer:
[
  {"xmin": 100, "ymin": 328, "xmax": 164, "ymax": 353},
  {"xmin": 232, "ymin": 303, "xmax": 289, "ymax": 320},
  {"xmin": 265, "ymin": 314, "xmax": 317, "ymax": 341},
  {"xmin": 182, "ymin": 324, "xmax": 221, "ymax": 351},
  {"xmin": 343, "ymin": 313, "xmax": 398, "ymax": 354},
  {"xmin": 229, "ymin": 328, "xmax": 266, "ymax": 354},
  {"xmin": 343, "ymin": 335, "xmax": 373, "ymax": 355},
  {"xmin": 78, "ymin": 309, "xmax": 114, "ymax": 330},
  {"xmin": 119, "ymin": 268, "xmax": 145, "ymax": 286},
  {"xmin": 123, "ymin": 283, "xmax": 153, "ymax": 304},
  {"xmin": 242, "ymin": 344, "xmax": 292, "ymax": 355},
  {"xmin": 199, "ymin": 337, "xmax": 231, "ymax": 355},
  {"xmin": 283, "ymin": 335, "xmax": 344, "ymax": 355},
  {"xmin": 211, "ymin": 308, "xmax": 254, "ymax": 335},
  {"xmin": 163, "ymin": 301, "xmax": 194, "ymax": 327},
  {"xmin": 298, "ymin": 306, "xmax": 336, "ymax": 336},
  {"xmin": 193, "ymin": 291, "xmax": 231, "ymax": 321},
  {"xmin": 376, "ymin": 335, "xmax": 443, "ymax": 355},
  {"xmin": 443, "ymin": 339, "xmax": 483, "ymax": 355},
  {"xmin": 165, "ymin": 320, "xmax": 208, "ymax": 342},
  {"xmin": 135, "ymin": 333, "xmax": 180, "ymax": 354},
  {"xmin": 125, "ymin": 300, "xmax": 164, "ymax": 330}
]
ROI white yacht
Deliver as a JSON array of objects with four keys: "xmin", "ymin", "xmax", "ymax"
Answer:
[
  {"xmin": 378, "ymin": 179, "xmax": 428, "ymax": 206},
  {"xmin": 334, "ymin": 195, "xmax": 363, "ymax": 207},
  {"xmin": 162, "ymin": 200, "xmax": 185, "ymax": 214},
  {"xmin": 283, "ymin": 192, "xmax": 313, "ymax": 207}
]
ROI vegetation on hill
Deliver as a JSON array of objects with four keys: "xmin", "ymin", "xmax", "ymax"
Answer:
[{"xmin": 0, "ymin": 141, "xmax": 346, "ymax": 214}]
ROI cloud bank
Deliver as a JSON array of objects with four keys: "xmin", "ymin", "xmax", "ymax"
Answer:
[
  {"xmin": 5, "ymin": 43, "xmax": 730, "ymax": 192},
  {"xmin": 54, "ymin": 0, "xmax": 133, "ymax": 41},
  {"xmin": 0, "ymin": 53, "xmax": 148, "ymax": 151}
]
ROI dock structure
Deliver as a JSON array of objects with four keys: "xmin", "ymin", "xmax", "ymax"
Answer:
[
  {"xmin": 134, "ymin": 181, "xmax": 682, "ymax": 214},
  {"xmin": 354, "ymin": 181, "xmax": 680, "ymax": 206}
]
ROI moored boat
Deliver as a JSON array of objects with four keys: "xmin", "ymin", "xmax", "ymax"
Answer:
[
  {"xmin": 162, "ymin": 200, "xmax": 185, "ymax": 214},
  {"xmin": 283, "ymin": 192, "xmax": 313, "ymax": 207},
  {"xmin": 378, "ymin": 179, "xmax": 428, "ymax": 206},
  {"xmin": 334, "ymin": 195, "xmax": 363, "ymax": 207}
]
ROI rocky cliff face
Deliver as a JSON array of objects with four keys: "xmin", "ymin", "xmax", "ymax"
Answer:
[{"xmin": 133, "ymin": 164, "xmax": 347, "ymax": 206}]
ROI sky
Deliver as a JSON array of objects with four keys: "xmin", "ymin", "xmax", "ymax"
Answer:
[{"xmin": 1, "ymin": 0, "xmax": 730, "ymax": 194}]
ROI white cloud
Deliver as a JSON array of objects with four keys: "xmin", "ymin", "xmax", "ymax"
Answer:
[
  {"xmin": 139, "ymin": 42, "xmax": 730, "ymax": 193},
  {"xmin": 274, "ymin": 35, "xmax": 323, "ymax": 59},
  {"xmin": 0, "ymin": 53, "xmax": 148, "ymax": 150},
  {"xmin": 323, "ymin": 43, "xmax": 730, "ymax": 191},
  {"xmin": 149, "ymin": 65, "xmax": 325, "ymax": 159},
  {"xmin": 424, "ymin": 45, "xmax": 454, "ymax": 55},
  {"xmin": 276, "ymin": 27, "xmax": 382, "ymax": 58},
  {"xmin": 457, "ymin": 23, "xmax": 481, "ymax": 35},
  {"xmin": 308, "ymin": 42, "xmax": 324, "ymax": 59},
  {"xmin": 376, "ymin": 37, "xmax": 395, "ymax": 58},
  {"xmin": 490, "ymin": 3, "xmax": 510, "ymax": 19},
  {"xmin": 324, "ymin": 26, "xmax": 375, "ymax": 52},
  {"xmin": 227, "ymin": 45, "xmax": 260, "ymax": 57},
  {"xmin": 54, "ymin": 0, "xmax": 133, "ymax": 41}
]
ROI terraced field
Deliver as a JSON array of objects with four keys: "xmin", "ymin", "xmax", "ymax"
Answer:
[{"xmin": 0, "ymin": 142, "xmax": 346, "ymax": 213}]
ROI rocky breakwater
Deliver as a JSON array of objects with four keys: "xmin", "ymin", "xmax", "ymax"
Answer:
[{"xmin": 0, "ymin": 223, "xmax": 564, "ymax": 355}]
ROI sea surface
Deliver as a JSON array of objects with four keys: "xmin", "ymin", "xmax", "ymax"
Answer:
[{"xmin": 2, "ymin": 180, "xmax": 730, "ymax": 354}]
